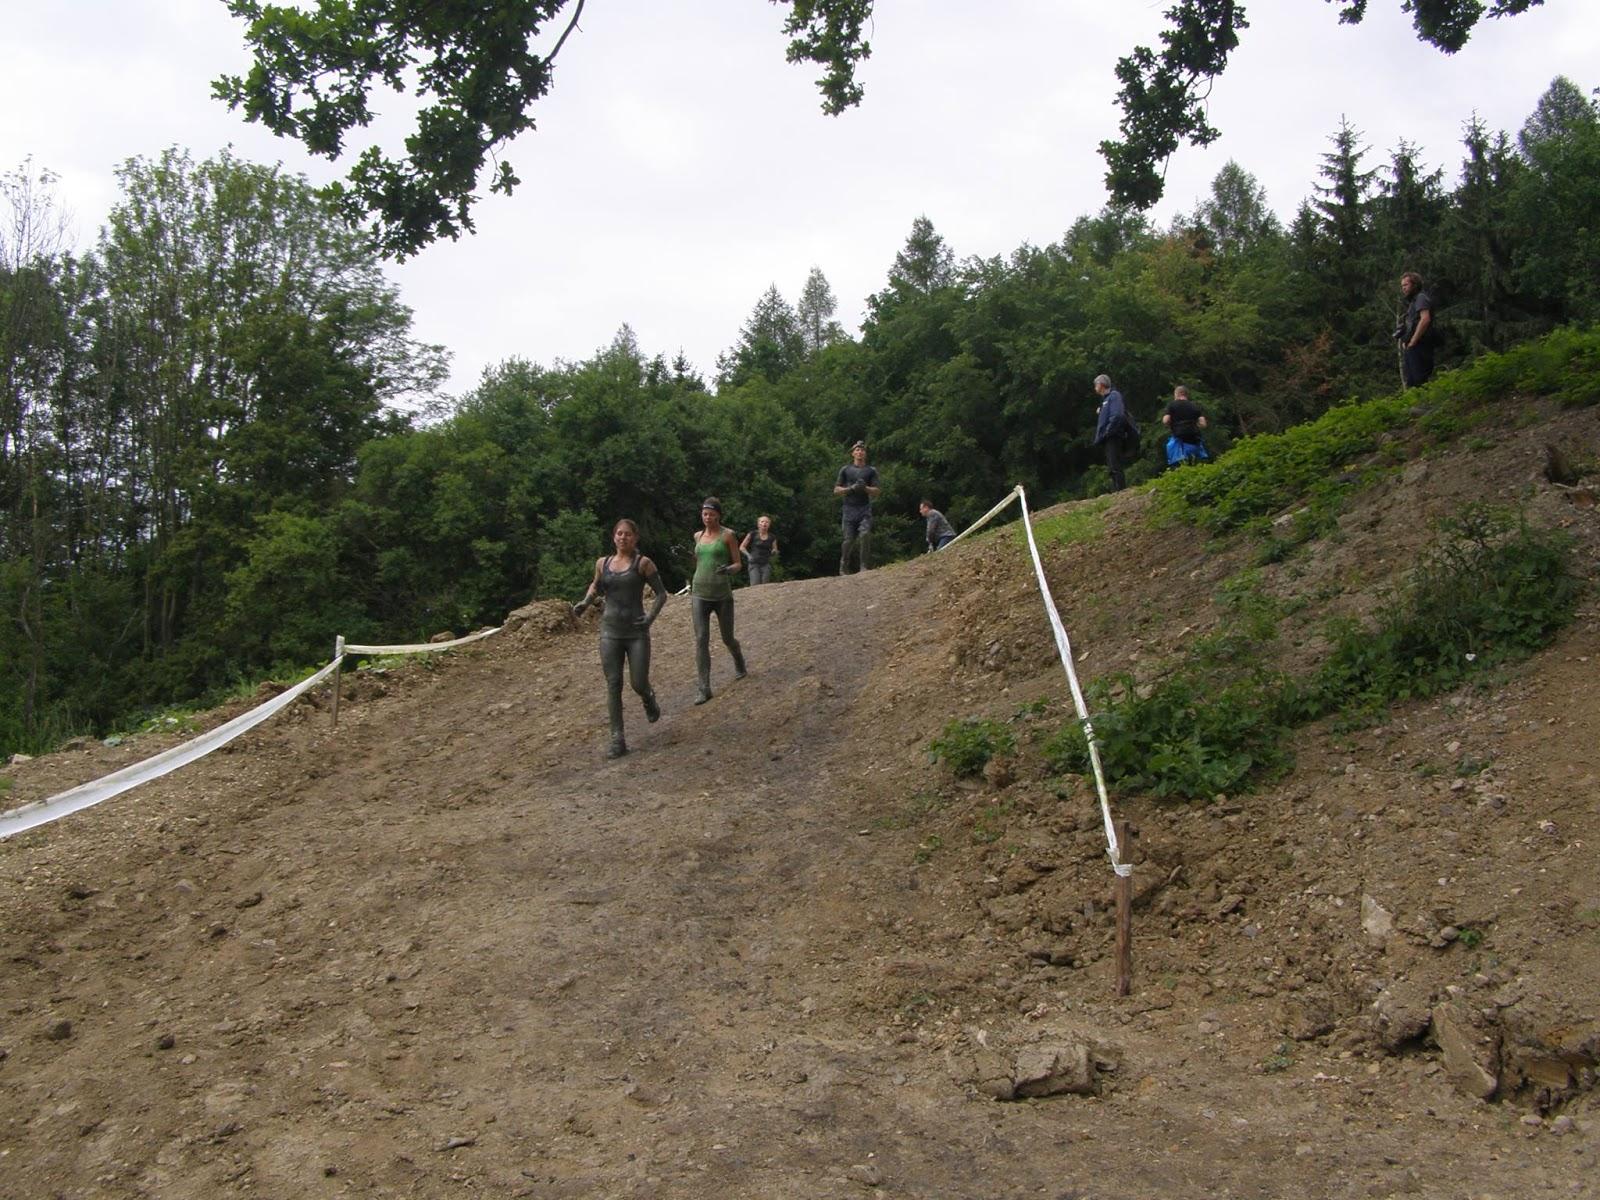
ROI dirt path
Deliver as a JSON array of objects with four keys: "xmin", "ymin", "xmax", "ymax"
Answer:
[{"xmin": 4, "ymin": 422, "xmax": 1599, "ymax": 1198}]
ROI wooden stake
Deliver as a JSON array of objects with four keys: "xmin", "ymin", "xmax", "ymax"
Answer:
[
  {"xmin": 331, "ymin": 635, "xmax": 345, "ymax": 731},
  {"xmin": 1114, "ymin": 818, "xmax": 1133, "ymax": 997}
]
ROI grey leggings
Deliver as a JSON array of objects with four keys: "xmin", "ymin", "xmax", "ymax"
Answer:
[
  {"xmin": 747, "ymin": 562, "xmax": 772, "ymax": 585},
  {"xmin": 690, "ymin": 595, "xmax": 744, "ymax": 692},
  {"xmin": 600, "ymin": 633, "xmax": 652, "ymax": 740}
]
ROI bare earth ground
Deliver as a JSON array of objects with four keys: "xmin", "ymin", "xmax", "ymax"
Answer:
[{"xmin": 2, "ymin": 404, "xmax": 1598, "ymax": 1199}]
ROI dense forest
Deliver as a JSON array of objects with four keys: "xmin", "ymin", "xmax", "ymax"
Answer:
[{"xmin": 3, "ymin": 77, "xmax": 1598, "ymax": 759}]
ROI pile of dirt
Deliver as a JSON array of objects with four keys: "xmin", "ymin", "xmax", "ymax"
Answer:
[{"xmin": 1, "ymin": 401, "xmax": 1597, "ymax": 1198}]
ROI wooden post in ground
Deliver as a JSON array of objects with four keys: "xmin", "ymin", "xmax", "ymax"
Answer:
[
  {"xmin": 1114, "ymin": 819, "xmax": 1133, "ymax": 997},
  {"xmin": 331, "ymin": 636, "xmax": 345, "ymax": 731}
]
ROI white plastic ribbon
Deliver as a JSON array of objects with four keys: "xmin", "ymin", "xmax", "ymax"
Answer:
[
  {"xmin": 342, "ymin": 626, "xmax": 500, "ymax": 655},
  {"xmin": 1, "ymin": 658, "xmax": 344, "ymax": 840},
  {"xmin": 1011, "ymin": 486, "xmax": 1130, "ymax": 877}
]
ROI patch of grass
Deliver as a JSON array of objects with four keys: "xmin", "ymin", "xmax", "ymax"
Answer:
[
  {"xmin": 111, "ymin": 709, "xmax": 201, "ymax": 741},
  {"xmin": 355, "ymin": 653, "xmax": 416, "ymax": 672},
  {"xmin": 929, "ymin": 718, "xmax": 1015, "ymax": 777},
  {"xmin": 1012, "ymin": 697, "xmax": 1050, "ymax": 720},
  {"xmin": 913, "ymin": 834, "xmax": 944, "ymax": 865},
  {"xmin": 1022, "ymin": 497, "xmax": 1111, "ymax": 548},
  {"xmin": 873, "ymin": 791, "xmax": 947, "ymax": 831},
  {"xmin": 0, "ymin": 776, "xmax": 12, "ymax": 794},
  {"xmin": 1457, "ymin": 928, "xmax": 1484, "ymax": 950},
  {"xmin": 971, "ymin": 799, "xmax": 1013, "ymax": 845}
]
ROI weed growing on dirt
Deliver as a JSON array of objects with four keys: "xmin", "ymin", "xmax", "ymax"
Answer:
[
  {"xmin": 898, "ymin": 990, "xmax": 937, "ymax": 1024},
  {"xmin": 873, "ymin": 791, "xmax": 947, "ymax": 831},
  {"xmin": 0, "ymin": 776, "xmax": 11, "ymax": 794},
  {"xmin": 913, "ymin": 834, "xmax": 944, "ymax": 864},
  {"xmin": 1075, "ymin": 669, "xmax": 1296, "ymax": 798},
  {"xmin": 971, "ymin": 799, "xmax": 1013, "ymax": 844},
  {"xmin": 1457, "ymin": 928, "xmax": 1485, "ymax": 949},
  {"xmin": 929, "ymin": 718, "xmax": 1015, "ymax": 777},
  {"xmin": 1261, "ymin": 1041, "xmax": 1296, "ymax": 1074}
]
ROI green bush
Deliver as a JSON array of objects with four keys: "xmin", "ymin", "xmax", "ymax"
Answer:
[
  {"xmin": 1052, "ymin": 507, "xmax": 1579, "ymax": 800},
  {"xmin": 1309, "ymin": 507, "xmax": 1580, "ymax": 712},
  {"xmin": 928, "ymin": 718, "xmax": 1015, "ymax": 777}
]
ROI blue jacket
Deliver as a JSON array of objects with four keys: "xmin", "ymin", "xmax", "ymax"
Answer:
[{"xmin": 1093, "ymin": 389, "xmax": 1132, "ymax": 446}]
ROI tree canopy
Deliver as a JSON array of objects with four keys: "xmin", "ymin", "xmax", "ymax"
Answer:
[{"xmin": 217, "ymin": 0, "xmax": 1546, "ymax": 255}]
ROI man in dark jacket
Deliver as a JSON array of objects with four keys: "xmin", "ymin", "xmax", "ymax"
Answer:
[
  {"xmin": 1092, "ymin": 374, "xmax": 1137, "ymax": 491},
  {"xmin": 1397, "ymin": 271, "xmax": 1435, "ymax": 388}
]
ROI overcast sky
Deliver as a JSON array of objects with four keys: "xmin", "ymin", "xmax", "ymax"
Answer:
[{"xmin": 4, "ymin": 1, "xmax": 1597, "ymax": 399}]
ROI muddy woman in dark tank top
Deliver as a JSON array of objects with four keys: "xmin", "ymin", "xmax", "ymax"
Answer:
[
  {"xmin": 571, "ymin": 519, "xmax": 667, "ymax": 758},
  {"xmin": 739, "ymin": 515, "xmax": 779, "ymax": 585}
]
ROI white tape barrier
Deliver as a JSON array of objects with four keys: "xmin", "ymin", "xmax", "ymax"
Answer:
[
  {"xmin": 942, "ymin": 485, "xmax": 1023, "ymax": 549},
  {"xmin": 1012, "ymin": 486, "xmax": 1129, "ymax": 877},
  {"xmin": 0, "ymin": 658, "xmax": 343, "ymax": 841},
  {"xmin": 0, "ymin": 624, "xmax": 506, "ymax": 841},
  {"xmin": 932, "ymin": 483, "xmax": 1128, "ymax": 877},
  {"xmin": 343, "ymin": 626, "xmax": 500, "ymax": 655}
]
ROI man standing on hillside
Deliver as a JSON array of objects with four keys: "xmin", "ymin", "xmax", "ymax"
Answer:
[
  {"xmin": 1162, "ymin": 385, "xmax": 1209, "ymax": 468},
  {"xmin": 834, "ymin": 440, "xmax": 881, "ymax": 574},
  {"xmin": 1092, "ymin": 375, "xmax": 1138, "ymax": 492},
  {"xmin": 1397, "ymin": 271, "xmax": 1436, "ymax": 388}
]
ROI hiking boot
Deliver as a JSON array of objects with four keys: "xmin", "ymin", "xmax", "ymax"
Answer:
[
  {"xmin": 607, "ymin": 737, "xmax": 628, "ymax": 759},
  {"xmin": 643, "ymin": 690, "xmax": 661, "ymax": 722}
]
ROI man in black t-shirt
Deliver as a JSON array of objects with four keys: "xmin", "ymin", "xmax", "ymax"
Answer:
[
  {"xmin": 834, "ymin": 440, "xmax": 880, "ymax": 574},
  {"xmin": 1397, "ymin": 271, "xmax": 1435, "ymax": 388},
  {"xmin": 1162, "ymin": 385, "xmax": 1209, "ymax": 468}
]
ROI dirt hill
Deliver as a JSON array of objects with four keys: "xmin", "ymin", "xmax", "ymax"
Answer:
[{"xmin": 2, "ymin": 401, "xmax": 1597, "ymax": 1199}]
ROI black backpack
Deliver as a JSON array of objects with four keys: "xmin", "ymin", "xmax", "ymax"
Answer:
[{"xmin": 1121, "ymin": 413, "xmax": 1142, "ymax": 456}]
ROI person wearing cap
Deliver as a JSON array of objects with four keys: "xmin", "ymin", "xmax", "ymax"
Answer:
[
  {"xmin": 834, "ymin": 440, "xmax": 881, "ymax": 574},
  {"xmin": 689, "ymin": 497, "xmax": 746, "ymax": 704},
  {"xmin": 571, "ymin": 518, "xmax": 667, "ymax": 758}
]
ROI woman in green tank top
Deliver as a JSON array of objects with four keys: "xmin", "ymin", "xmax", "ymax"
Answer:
[{"xmin": 690, "ymin": 497, "xmax": 746, "ymax": 703}]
